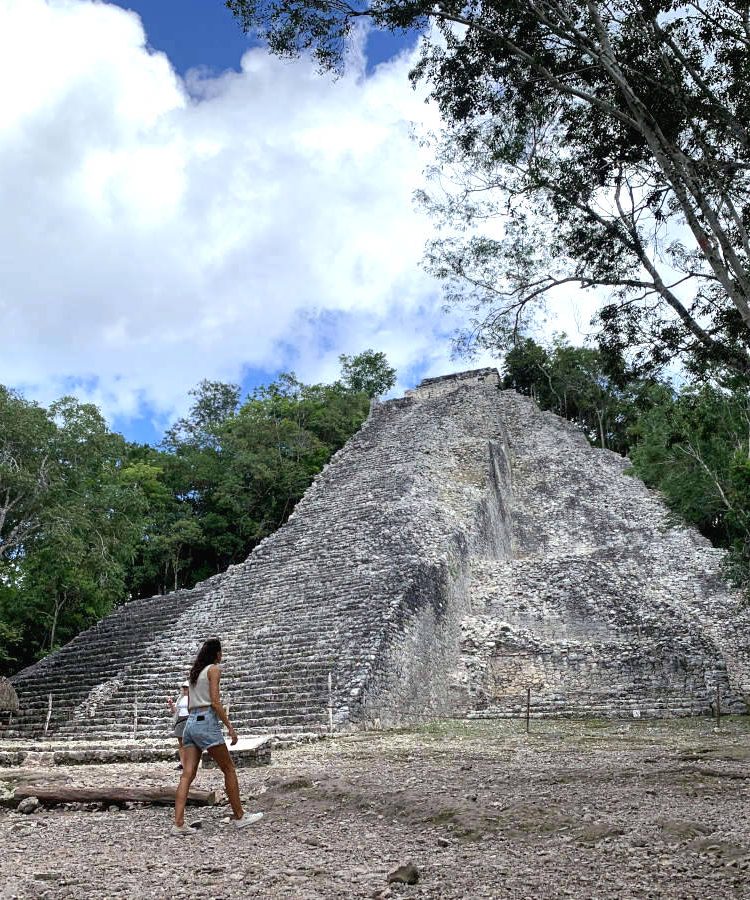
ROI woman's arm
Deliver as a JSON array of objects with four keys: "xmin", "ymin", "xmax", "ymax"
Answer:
[{"xmin": 208, "ymin": 665, "xmax": 238, "ymax": 745}]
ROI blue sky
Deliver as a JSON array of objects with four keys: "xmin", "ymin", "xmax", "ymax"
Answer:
[
  {"xmin": 3, "ymin": 1, "xmax": 537, "ymax": 448},
  {"xmin": 110, "ymin": 1, "xmax": 255, "ymax": 77},
  {"xmin": 109, "ymin": 1, "xmax": 253, "ymax": 76},
  {"xmin": 110, "ymin": 1, "xmax": 419, "ymax": 78}
]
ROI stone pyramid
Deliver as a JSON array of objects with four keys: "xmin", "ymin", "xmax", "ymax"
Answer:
[{"xmin": 3, "ymin": 369, "xmax": 748, "ymax": 741}]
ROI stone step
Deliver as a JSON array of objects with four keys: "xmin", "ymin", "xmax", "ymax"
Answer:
[
  {"xmin": 464, "ymin": 692, "xmax": 746, "ymax": 718},
  {"xmin": 52, "ymin": 712, "xmax": 328, "ymax": 736}
]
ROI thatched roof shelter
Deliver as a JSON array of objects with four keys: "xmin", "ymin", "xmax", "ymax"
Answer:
[{"xmin": 0, "ymin": 677, "xmax": 19, "ymax": 711}]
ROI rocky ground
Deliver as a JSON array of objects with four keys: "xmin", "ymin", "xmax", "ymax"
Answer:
[{"xmin": 1, "ymin": 718, "xmax": 750, "ymax": 899}]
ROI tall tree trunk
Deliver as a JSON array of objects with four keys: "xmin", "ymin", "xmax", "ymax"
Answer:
[
  {"xmin": 49, "ymin": 592, "xmax": 65, "ymax": 650},
  {"xmin": 596, "ymin": 409, "xmax": 607, "ymax": 449}
]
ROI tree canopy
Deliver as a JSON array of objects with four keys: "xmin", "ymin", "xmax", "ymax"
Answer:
[
  {"xmin": 339, "ymin": 350, "xmax": 397, "ymax": 398},
  {"xmin": 227, "ymin": 0, "xmax": 750, "ymax": 376},
  {"xmin": 0, "ymin": 392, "xmax": 146, "ymax": 666},
  {"xmin": 0, "ymin": 352, "xmax": 390, "ymax": 674},
  {"xmin": 501, "ymin": 334, "xmax": 672, "ymax": 452}
]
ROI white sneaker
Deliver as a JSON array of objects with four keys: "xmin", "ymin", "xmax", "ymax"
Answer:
[
  {"xmin": 234, "ymin": 812, "xmax": 264, "ymax": 830},
  {"xmin": 171, "ymin": 823, "xmax": 198, "ymax": 836}
]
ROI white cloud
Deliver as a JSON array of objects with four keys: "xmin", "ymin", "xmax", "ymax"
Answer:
[{"xmin": 0, "ymin": 0, "xmax": 468, "ymax": 424}]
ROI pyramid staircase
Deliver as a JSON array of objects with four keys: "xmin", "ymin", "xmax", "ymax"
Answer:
[{"xmin": 2, "ymin": 370, "xmax": 507, "ymax": 740}]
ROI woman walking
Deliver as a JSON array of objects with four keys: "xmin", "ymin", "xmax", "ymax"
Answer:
[{"xmin": 172, "ymin": 638, "xmax": 263, "ymax": 836}]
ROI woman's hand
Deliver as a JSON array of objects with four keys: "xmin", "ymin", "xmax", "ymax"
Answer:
[{"xmin": 228, "ymin": 725, "xmax": 238, "ymax": 746}]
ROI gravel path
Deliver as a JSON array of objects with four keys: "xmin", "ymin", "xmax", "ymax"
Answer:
[{"xmin": 2, "ymin": 719, "xmax": 750, "ymax": 899}]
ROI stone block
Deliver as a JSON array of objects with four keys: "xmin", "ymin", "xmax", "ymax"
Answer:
[{"xmin": 201, "ymin": 737, "xmax": 272, "ymax": 769}]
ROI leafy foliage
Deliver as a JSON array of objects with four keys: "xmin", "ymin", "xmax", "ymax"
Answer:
[
  {"xmin": 0, "ymin": 353, "xmax": 386, "ymax": 673},
  {"xmin": 339, "ymin": 350, "xmax": 397, "ymax": 397},
  {"xmin": 502, "ymin": 335, "xmax": 671, "ymax": 453},
  {"xmin": 0, "ymin": 394, "xmax": 146, "ymax": 668},
  {"xmin": 628, "ymin": 383, "xmax": 750, "ymax": 588},
  {"xmin": 228, "ymin": 0, "xmax": 750, "ymax": 376}
]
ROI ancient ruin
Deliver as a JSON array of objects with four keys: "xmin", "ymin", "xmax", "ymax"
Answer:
[{"xmin": 2, "ymin": 368, "xmax": 749, "ymax": 741}]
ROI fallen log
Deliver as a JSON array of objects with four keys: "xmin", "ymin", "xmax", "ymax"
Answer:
[{"xmin": 13, "ymin": 784, "xmax": 216, "ymax": 806}]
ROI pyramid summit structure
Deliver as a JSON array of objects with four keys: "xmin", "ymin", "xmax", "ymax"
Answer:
[{"xmin": 3, "ymin": 368, "xmax": 749, "ymax": 741}]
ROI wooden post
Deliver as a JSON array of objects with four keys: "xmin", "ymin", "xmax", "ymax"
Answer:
[
  {"xmin": 13, "ymin": 785, "xmax": 216, "ymax": 807},
  {"xmin": 715, "ymin": 684, "xmax": 721, "ymax": 728},
  {"xmin": 525, "ymin": 687, "xmax": 531, "ymax": 733},
  {"xmin": 43, "ymin": 693, "xmax": 52, "ymax": 737},
  {"xmin": 327, "ymin": 672, "xmax": 334, "ymax": 734},
  {"xmin": 133, "ymin": 693, "xmax": 138, "ymax": 740}
]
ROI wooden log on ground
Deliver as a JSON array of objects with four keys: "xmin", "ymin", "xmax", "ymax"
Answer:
[{"xmin": 12, "ymin": 784, "xmax": 215, "ymax": 806}]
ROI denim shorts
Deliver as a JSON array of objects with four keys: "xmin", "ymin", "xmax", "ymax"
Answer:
[{"xmin": 182, "ymin": 708, "xmax": 224, "ymax": 750}]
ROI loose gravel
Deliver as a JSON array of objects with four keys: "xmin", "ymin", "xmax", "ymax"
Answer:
[{"xmin": 2, "ymin": 719, "xmax": 750, "ymax": 899}]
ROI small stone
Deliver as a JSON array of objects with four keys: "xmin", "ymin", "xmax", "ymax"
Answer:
[
  {"xmin": 437, "ymin": 837, "xmax": 451, "ymax": 847},
  {"xmin": 17, "ymin": 796, "xmax": 40, "ymax": 815},
  {"xmin": 108, "ymin": 805, "xmax": 119, "ymax": 813},
  {"xmin": 387, "ymin": 862, "xmax": 419, "ymax": 885}
]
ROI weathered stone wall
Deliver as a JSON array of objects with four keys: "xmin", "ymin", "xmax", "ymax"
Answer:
[
  {"xmin": 458, "ymin": 391, "xmax": 750, "ymax": 718},
  {"xmin": 3, "ymin": 368, "xmax": 749, "ymax": 741},
  {"xmin": 356, "ymin": 436, "xmax": 514, "ymax": 726}
]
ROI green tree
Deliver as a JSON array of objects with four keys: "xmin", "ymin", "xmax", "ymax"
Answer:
[
  {"xmin": 228, "ymin": 0, "xmax": 750, "ymax": 376},
  {"xmin": 339, "ymin": 350, "xmax": 397, "ymax": 398},
  {"xmin": 163, "ymin": 379, "xmax": 241, "ymax": 451},
  {"xmin": 502, "ymin": 338, "xmax": 556, "ymax": 408},
  {"xmin": 216, "ymin": 374, "xmax": 371, "ymax": 545},
  {"xmin": 0, "ymin": 387, "xmax": 57, "ymax": 561},
  {"xmin": 502, "ymin": 335, "xmax": 670, "ymax": 453},
  {"xmin": 0, "ymin": 398, "xmax": 148, "ymax": 668},
  {"xmin": 119, "ymin": 450, "xmax": 187, "ymax": 597},
  {"xmin": 629, "ymin": 383, "xmax": 750, "ymax": 587}
]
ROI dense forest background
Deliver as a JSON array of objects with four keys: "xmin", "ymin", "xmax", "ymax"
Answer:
[
  {"xmin": 2, "ymin": 339, "xmax": 748, "ymax": 676},
  {"xmin": 0, "ymin": 351, "xmax": 395, "ymax": 674}
]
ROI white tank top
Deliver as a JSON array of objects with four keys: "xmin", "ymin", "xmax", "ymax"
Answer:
[{"xmin": 188, "ymin": 665, "xmax": 215, "ymax": 709}]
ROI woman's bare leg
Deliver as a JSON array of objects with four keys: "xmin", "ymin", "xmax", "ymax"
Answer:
[
  {"xmin": 174, "ymin": 746, "xmax": 202, "ymax": 826},
  {"xmin": 177, "ymin": 737, "xmax": 185, "ymax": 768},
  {"xmin": 207, "ymin": 742, "xmax": 244, "ymax": 820}
]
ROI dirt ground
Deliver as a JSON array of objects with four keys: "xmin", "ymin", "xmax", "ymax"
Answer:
[{"xmin": 1, "ymin": 718, "xmax": 750, "ymax": 899}]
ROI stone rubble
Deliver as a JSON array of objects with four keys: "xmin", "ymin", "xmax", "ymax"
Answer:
[
  {"xmin": 15, "ymin": 796, "xmax": 39, "ymax": 815},
  {"xmin": 1, "ymin": 720, "xmax": 750, "ymax": 899}
]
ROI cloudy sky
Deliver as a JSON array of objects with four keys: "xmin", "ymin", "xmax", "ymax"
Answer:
[{"xmin": 0, "ymin": 0, "xmax": 586, "ymax": 443}]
